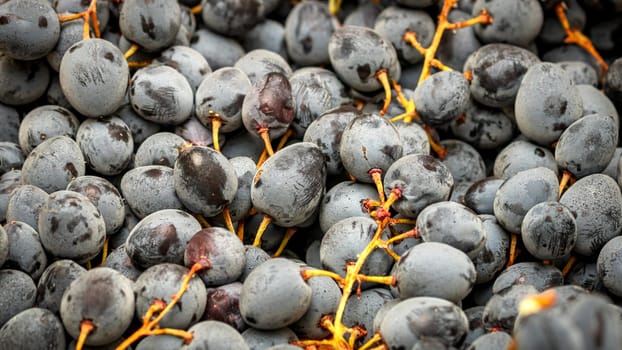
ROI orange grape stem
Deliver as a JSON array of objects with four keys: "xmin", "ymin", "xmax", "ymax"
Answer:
[
  {"xmin": 506, "ymin": 233, "xmax": 518, "ymax": 268},
  {"xmin": 252, "ymin": 214, "xmax": 272, "ymax": 247},
  {"xmin": 562, "ymin": 255, "xmax": 577, "ymax": 277},
  {"xmin": 272, "ymin": 227, "xmax": 297, "ymax": 257},
  {"xmin": 555, "ymin": 2, "xmax": 608, "ymax": 73},
  {"xmin": 210, "ymin": 114, "xmax": 222, "ymax": 152},
  {"xmin": 375, "ymin": 69, "xmax": 393, "ymax": 116},
  {"xmin": 57, "ymin": 0, "xmax": 100, "ymax": 39},
  {"xmin": 258, "ymin": 127, "xmax": 275, "ymax": 157},
  {"xmin": 115, "ymin": 260, "xmax": 210, "ymax": 350},
  {"xmin": 76, "ymin": 320, "xmax": 95, "ymax": 350}
]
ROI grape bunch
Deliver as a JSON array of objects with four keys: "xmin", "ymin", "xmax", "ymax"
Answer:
[{"xmin": 1, "ymin": 0, "xmax": 622, "ymax": 349}]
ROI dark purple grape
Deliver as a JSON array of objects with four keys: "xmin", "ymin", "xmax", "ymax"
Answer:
[
  {"xmin": 342, "ymin": 288, "xmax": 394, "ymax": 346},
  {"xmin": 18, "ymin": 105, "xmax": 79, "ymax": 154},
  {"xmin": 6, "ymin": 185, "xmax": 47, "ymax": 231},
  {"xmin": 102, "ymin": 246, "xmax": 142, "ymax": 282},
  {"xmin": 0, "ymin": 142, "xmax": 24, "ymax": 176},
  {"xmin": 414, "ymin": 71, "xmax": 470, "ymax": 127},
  {"xmin": 318, "ymin": 180, "xmax": 377, "ymax": 233},
  {"xmin": 597, "ymin": 236, "xmax": 622, "ymax": 296},
  {"xmin": 184, "ymin": 227, "xmax": 246, "ymax": 286},
  {"xmin": 134, "ymin": 132, "xmax": 187, "ymax": 168},
  {"xmin": 396, "ymin": 242, "xmax": 476, "ymax": 303},
  {"xmin": 76, "ymin": 116, "xmax": 134, "ymax": 176},
  {"xmin": 284, "ymin": 1, "xmax": 337, "ymax": 66},
  {"xmin": 156, "ymin": 45, "xmax": 211, "ymax": 92},
  {"xmin": 471, "ymin": 0, "xmax": 543, "ymax": 46},
  {"xmin": 174, "ymin": 146, "xmax": 238, "ymax": 218},
  {"xmin": 251, "ymin": 142, "xmax": 326, "ymax": 227},
  {"xmin": 125, "ymin": 209, "xmax": 201, "ymax": 269},
  {"xmin": 242, "ymin": 72, "xmax": 295, "ymax": 142},
  {"xmin": 204, "ymin": 282, "xmax": 245, "ymax": 331},
  {"xmin": 463, "ymin": 178, "xmax": 505, "ymax": 215},
  {"xmin": 482, "ymin": 284, "xmax": 538, "ymax": 332},
  {"xmin": 0, "ymin": 269, "xmax": 36, "ymax": 327},
  {"xmin": 240, "ymin": 258, "xmax": 312, "ymax": 330},
  {"xmin": 38, "ymin": 190, "xmax": 106, "ymax": 263},
  {"xmin": 190, "ymin": 28, "xmax": 246, "ymax": 70},
  {"xmin": 521, "ymin": 201, "xmax": 577, "ymax": 260},
  {"xmin": 0, "ymin": 307, "xmax": 66, "ymax": 350},
  {"xmin": 493, "ymin": 139, "xmax": 558, "ymax": 179},
  {"xmin": 242, "ymin": 20, "xmax": 288, "ymax": 58},
  {"xmin": 120, "ymin": 165, "xmax": 185, "ymax": 219},
  {"xmin": 234, "ymin": 49, "xmax": 292, "ymax": 86},
  {"xmin": 35, "ymin": 259, "xmax": 86, "ymax": 314},
  {"xmin": 473, "ymin": 215, "xmax": 510, "ymax": 284},
  {"xmin": 292, "ymin": 268, "xmax": 341, "ymax": 339},
  {"xmin": 492, "ymin": 262, "xmax": 563, "ymax": 294},
  {"xmin": 60, "ymin": 267, "xmax": 135, "ymax": 346},
  {"xmin": 201, "ymin": 0, "xmax": 263, "ymax": 36},
  {"xmin": 0, "ymin": 56, "xmax": 50, "ymax": 106},
  {"xmin": 3, "ymin": 221, "xmax": 47, "ymax": 280},
  {"xmin": 119, "ymin": 0, "xmax": 181, "ymax": 52},
  {"xmin": 242, "ymin": 327, "xmax": 298, "ymax": 350}
]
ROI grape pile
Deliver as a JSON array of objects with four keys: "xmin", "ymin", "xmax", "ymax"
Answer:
[{"xmin": 1, "ymin": 0, "xmax": 622, "ymax": 349}]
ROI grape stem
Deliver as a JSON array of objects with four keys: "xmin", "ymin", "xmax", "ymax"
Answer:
[
  {"xmin": 57, "ymin": 0, "xmax": 100, "ymax": 40},
  {"xmin": 554, "ymin": 2, "xmax": 608, "ymax": 74},
  {"xmin": 75, "ymin": 320, "xmax": 95, "ymax": 350},
  {"xmin": 115, "ymin": 260, "xmax": 211, "ymax": 350}
]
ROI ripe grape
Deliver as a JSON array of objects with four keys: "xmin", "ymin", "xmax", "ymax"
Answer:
[
  {"xmin": 119, "ymin": 0, "xmax": 181, "ymax": 52},
  {"xmin": 0, "ymin": 269, "xmax": 36, "ymax": 326},
  {"xmin": 0, "ymin": 307, "xmax": 66, "ymax": 350}
]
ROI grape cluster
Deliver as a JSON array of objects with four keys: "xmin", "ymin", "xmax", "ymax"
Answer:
[{"xmin": 0, "ymin": 0, "xmax": 622, "ymax": 349}]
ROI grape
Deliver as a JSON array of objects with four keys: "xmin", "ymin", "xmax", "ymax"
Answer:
[
  {"xmin": 493, "ymin": 167, "xmax": 559, "ymax": 233},
  {"xmin": 135, "ymin": 263, "xmax": 206, "ymax": 329},
  {"xmin": 242, "ymin": 327, "xmax": 298, "ymax": 350},
  {"xmin": 384, "ymin": 154, "xmax": 454, "ymax": 218},
  {"xmin": 514, "ymin": 62, "xmax": 584, "ymax": 146},
  {"xmin": 120, "ymin": 165, "xmax": 185, "ymax": 219},
  {"xmin": 76, "ymin": 116, "xmax": 134, "ymax": 176},
  {"xmin": 195, "ymin": 67, "xmax": 251, "ymax": 134},
  {"xmin": 0, "ymin": 55, "xmax": 50, "ymax": 106},
  {"xmin": 240, "ymin": 245, "xmax": 271, "ymax": 282},
  {"xmin": 303, "ymin": 106, "xmax": 360, "ymax": 176},
  {"xmin": 222, "ymin": 156, "xmax": 256, "ymax": 223},
  {"xmin": 464, "ymin": 44, "xmax": 540, "ymax": 108},
  {"xmin": 513, "ymin": 308, "xmax": 584, "ymax": 350},
  {"xmin": 417, "ymin": 201, "xmax": 486, "ymax": 258},
  {"xmin": 463, "ymin": 178, "xmax": 504, "ymax": 215},
  {"xmin": 35, "ymin": 259, "xmax": 86, "ymax": 314},
  {"xmin": 38, "ymin": 190, "xmax": 105, "ymax": 263},
  {"xmin": 125, "ymin": 209, "xmax": 201, "ymax": 269},
  {"xmin": 243, "ymin": 213, "xmax": 286, "ymax": 251},
  {"xmin": 597, "ymin": 236, "xmax": 622, "ymax": 296},
  {"xmin": 190, "ymin": 28, "xmax": 246, "ymax": 70},
  {"xmin": 414, "ymin": 71, "xmax": 470, "ymax": 127},
  {"xmin": 605, "ymin": 57, "xmax": 622, "ymax": 102},
  {"xmin": 129, "ymin": 65, "xmax": 194, "ymax": 125},
  {"xmin": 46, "ymin": 75, "xmax": 73, "ymax": 109},
  {"xmin": 394, "ymin": 120, "xmax": 430, "ymax": 156},
  {"xmin": 184, "ymin": 227, "xmax": 246, "ymax": 286},
  {"xmin": 175, "ymin": 115, "xmax": 217, "ymax": 148},
  {"xmin": 20, "ymin": 136, "xmax": 85, "ymax": 194},
  {"xmin": 119, "ymin": 0, "xmax": 181, "ymax": 52},
  {"xmin": 204, "ymin": 282, "xmax": 245, "ymax": 331},
  {"xmin": 342, "ymin": 288, "xmax": 394, "ymax": 345},
  {"xmin": 235, "ymin": 49, "xmax": 292, "ymax": 88},
  {"xmin": 47, "ymin": 19, "xmax": 87, "ymax": 73},
  {"xmin": 136, "ymin": 335, "xmax": 183, "ymax": 350},
  {"xmin": 320, "ymin": 217, "xmax": 393, "ymax": 281},
  {"xmin": 577, "ymin": 84, "xmax": 619, "ymax": 121},
  {"xmin": 492, "ymin": 262, "xmax": 563, "ymax": 294},
  {"xmin": 343, "ymin": 2, "xmax": 381, "ymax": 27},
  {"xmin": 0, "ymin": 169, "xmax": 20, "ymax": 221},
  {"xmin": 559, "ymin": 174, "xmax": 622, "ymax": 256},
  {"xmin": 482, "ymin": 284, "xmax": 538, "ymax": 332},
  {"xmin": 102, "ymin": 246, "xmax": 142, "ymax": 282},
  {"xmin": 563, "ymin": 292, "xmax": 622, "ymax": 349},
  {"xmin": 318, "ymin": 180, "xmax": 378, "ymax": 233},
  {"xmin": 466, "ymin": 328, "xmax": 512, "ymax": 349},
  {"xmin": 284, "ymin": 1, "xmax": 336, "ymax": 66},
  {"xmin": 439, "ymin": 139, "xmax": 487, "ymax": 184},
  {"xmin": 564, "ymin": 260, "xmax": 605, "ymax": 293},
  {"xmin": 379, "ymin": 297, "xmax": 469, "ymax": 349},
  {"xmin": 201, "ymin": 0, "xmax": 263, "ymax": 36},
  {"xmin": 240, "ymin": 258, "xmax": 312, "ymax": 330},
  {"xmin": 328, "ymin": 25, "xmax": 401, "ymax": 92},
  {"xmin": 339, "ymin": 113, "xmax": 402, "ymax": 182},
  {"xmin": 18, "ymin": 105, "xmax": 79, "ymax": 155},
  {"xmin": 116, "ymin": 104, "xmax": 162, "ymax": 145},
  {"xmin": 221, "ymin": 130, "xmax": 264, "ymax": 162},
  {"xmin": 289, "ymin": 67, "xmax": 351, "ymax": 135},
  {"xmin": 374, "ymin": 6, "xmax": 434, "ymax": 64},
  {"xmin": 472, "ymin": 215, "xmax": 510, "ymax": 284},
  {"xmin": 521, "ymin": 201, "xmax": 577, "ymax": 260},
  {"xmin": 472, "ymin": 0, "xmax": 543, "ymax": 47},
  {"xmin": 59, "ymin": 38, "xmax": 128, "ymax": 117},
  {"xmin": 0, "ymin": 224, "xmax": 7, "ymax": 267},
  {"xmin": 0, "ymin": 103, "xmax": 20, "ymax": 143},
  {"xmin": 251, "ymin": 142, "xmax": 326, "ymax": 227},
  {"xmin": 557, "ymin": 60, "xmax": 598, "ymax": 86},
  {"xmin": 60, "ymin": 267, "xmax": 135, "ymax": 346},
  {"xmin": 493, "ymin": 139, "xmax": 558, "ymax": 179},
  {"xmin": 242, "ymin": 20, "xmax": 288, "ymax": 58},
  {"xmin": 0, "ymin": 142, "xmax": 23, "ymax": 175},
  {"xmin": 134, "ymin": 132, "xmax": 187, "ymax": 168},
  {"xmin": 291, "ymin": 268, "xmax": 342, "ymax": 339},
  {"xmin": 0, "ymin": 307, "xmax": 66, "ymax": 350},
  {"xmin": 450, "ymin": 100, "xmax": 515, "ymax": 150},
  {"xmin": 242, "ymin": 72, "xmax": 295, "ymax": 141},
  {"xmin": 174, "ymin": 145, "xmax": 238, "ymax": 218},
  {"xmin": 3, "ymin": 221, "xmax": 47, "ymax": 280},
  {"xmin": 0, "ymin": 0, "xmax": 60, "ymax": 60},
  {"xmin": 156, "ymin": 45, "xmax": 212, "ymax": 92},
  {"xmin": 396, "ymin": 242, "xmax": 476, "ymax": 303},
  {"xmin": 555, "ymin": 113, "xmax": 618, "ymax": 178},
  {"xmin": 0, "ymin": 269, "xmax": 36, "ymax": 327},
  {"xmin": 542, "ymin": 44, "xmax": 600, "ymax": 71}
]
